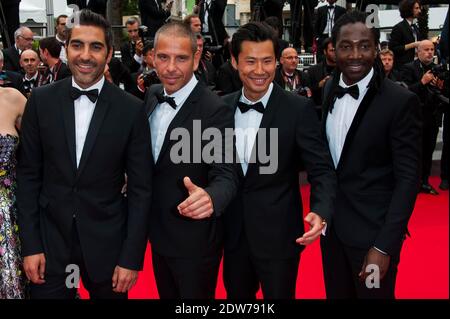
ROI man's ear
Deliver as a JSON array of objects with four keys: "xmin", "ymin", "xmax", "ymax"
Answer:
[
  {"xmin": 193, "ymin": 49, "xmax": 201, "ymax": 72},
  {"xmin": 106, "ymin": 47, "xmax": 113, "ymax": 64}
]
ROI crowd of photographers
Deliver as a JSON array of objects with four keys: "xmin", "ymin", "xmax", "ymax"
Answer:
[{"xmin": 0, "ymin": 1, "xmax": 448, "ymax": 192}]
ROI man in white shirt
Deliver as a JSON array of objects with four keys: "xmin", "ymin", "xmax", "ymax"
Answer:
[
  {"xmin": 222, "ymin": 21, "xmax": 335, "ymax": 299},
  {"xmin": 18, "ymin": 9, "xmax": 152, "ymax": 299},
  {"xmin": 19, "ymin": 49, "xmax": 42, "ymax": 97},
  {"xmin": 55, "ymin": 15, "xmax": 68, "ymax": 64},
  {"xmin": 143, "ymin": 21, "xmax": 238, "ymax": 299},
  {"xmin": 321, "ymin": 10, "xmax": 421, "ymax": 299}
]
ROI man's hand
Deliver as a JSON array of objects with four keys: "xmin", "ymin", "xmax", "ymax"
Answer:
[
  {"xmin": 177, "ymin": 177, "xmax": 214, "ymax": 219},
  {"xmin": 112, "ymin": 266, "xmax": 138, "ymax": 293},
  {"xmin": 359, "ymin": 247, "xmax": 391, "ymax": 282},
  {"xmin": 137, "ymin": 74, "xmax": 146, "ymax": 92},
  {"xmin": 318, "ymin": 75, "xmax": 331, "ymax": 88},
  {"xmin": 104, "ymin": 64, "xmax": 113, "ymax": 83},
  {"xmin": 296, "ymin": 212, "xmax": 325, "ymax": 245},
  {"xmin": 24, "ymin": 253, "xmax": 46, "ymax": 284},
  {"xmin": 135, "ymin": 40, "xmax": 144, "ymax": 57},
  {"xmin": 421, "ymin": 70, "xmax": 435, "ymax": 85}
]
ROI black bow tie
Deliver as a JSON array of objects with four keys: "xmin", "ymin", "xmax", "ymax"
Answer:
[
  {"xmin": 70, "ymin": 87, "xmax": 99, "ymax": 103},
  {"xmin": 23, "ymin": 78, "xmax": 35, "ymax": 86},
  {"xmin": 335, "ymin": 84, "xmax": 360, "ymax": 100},
  {"xmin": 155, "ymin": 91, "xmax": 177, "ymax": 109},
  {"xmin": 237, "ymin": 101, "xmax": 265, "ymax": 114},
  {"xmin": 328, "ymin": 5, "xmax": 335, "ymax": 9}
]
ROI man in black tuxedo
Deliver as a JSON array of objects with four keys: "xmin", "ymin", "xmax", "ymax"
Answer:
[
  {"xmin": 17, "ymin": 10, "xmax": 152, "ymax": 299},
  {"xmin": 19, "ymin": 49, "xmax": 45, "ymax": 97},
  {"xmin": 389, "ymin": 0, "xmax": 423, "ymax": 70},
  {"xmin": 120, "ymin": 17, "xmax": 144, "ymax": 74},
  {"xmin": 144, "ymin": 22, "xmax": 238, "ymax": 298},
  {"xmin": 66, "ymin": 0, "xmax": 108, "ymax": 16},
  {"xmin": 138, "ymin": 0, "xmax": 172, "ymax": 37},
  {"xmin": 305, "ymin": 37, "xmax": 336, "ymax": 111},
  {"xmin": 314, "ymin": 0, "xmax": 346, "ymax": 61},
  {"xmin": 2, "ymin": 26, "xmax": 34, "ymax": 73},
  {"xmin": 222, "ymin": 22, "xmax": 336, "ymax": 299},
  {"xmin": 402, "ymin": 40, "xmax": 445, "ymax": 195},
  {"xmin": 321, "ymin": 11, "xmax": 421, "ymax": 299}
]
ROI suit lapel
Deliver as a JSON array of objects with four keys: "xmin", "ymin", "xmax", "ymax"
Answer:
[
  {"xmin": 336, "ymin": 80, "xmax": 378, "ymax": 170},
  {"xmin": 227, "ymin": 92, "xmax": 245, "ymax": 179},
  {"xmin": 75, "ymin": 81, "xmax": 111, "ymax": 180},
  {"xmin": 60, "ymin": 79, "xmax": 77, "ymax": 172}
]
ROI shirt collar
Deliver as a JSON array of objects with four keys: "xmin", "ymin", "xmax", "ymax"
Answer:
[
  {"xmin": 163, "ymin": 74, "xmax": 198, "ymax": 107},
  {"xmin": 24, "ymin": 72, "xmax": 39, "ymax": 81},
  {"xmin": 240, "ymin": 82, "xmax": 273, "ymax": 109},
  {"xmin": 56, "ymin": 34, "xmax": 66, "ymax": 44},
  {"xmin": 339, "ymin": 67, "xmax": 374, "ymax": 95},
  {"xmin": 72, "ymin": 76, "xmax": 105, "ymax": 94}
]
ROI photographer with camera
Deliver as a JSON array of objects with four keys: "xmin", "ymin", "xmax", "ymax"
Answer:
[
  {"xmin": 194, "ymin": 33, "xmax": 216, "ymax": 89},
  {"xmin": 136, "ymin": 43, "xmax": 160, "ymax": 98},
  {"xmin": 402, "ymin": 39, "xmax": 446, "ymax": 195},
  {"xmin": 274, "ymin": 47, "xmax": 312, "ymax": 98},
  {"xmin": 120, "ymin": 17, "xmax": 145, "ymax": 73}
]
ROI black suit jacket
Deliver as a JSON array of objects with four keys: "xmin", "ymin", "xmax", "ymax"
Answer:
[
  {"xmin": 2, "ymin": 46, "xmax": 21, "ymax": 72},
  {"xmin": 199, "ymin": 0, "xmax": 228, "ymax": 46},
  {"xmin": 144, "ymin": 82, "xmax": 238, "ymax": 258},
  {"xmin": 138, "ymin": 0, "xmax": 171, "ymax": 37},
  {"xmin": 305, "ymin": 61, "xmax": 335, "ymax": 107},
  {"xmin": 66, "ymin": 0, "xmax": 107, "ymax": 15},
  {"xmin": 314, "ymin": 5, "xmax": 346, "ymax": 38},
  {"xmin": 2, "ymin": 70, "xmax": 23, "ymax": 91},
  {"xmin": 120, "ymin": 41, "xmax": 141, "ymax": 74},
  {"xmin": 322, "ymin": 74, "xmax": 422, "ymax": 257},
  {"xmin": 17, "ymin": 78, "xmax": 153, "ymax": 282},
  {"xmin": 389, "ymin": 19, "xmax": 424, "ymax": 68},
  {"xmin": 215, "ymin": 60, "xmax": 242, "ymax": 96},
  {"xmin": 222, "ymin": 83, "xmax": 336, "ymax": 259}
]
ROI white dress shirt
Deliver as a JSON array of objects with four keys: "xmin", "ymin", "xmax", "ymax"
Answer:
[
  {"xmin": 56, "ymin": 34, "xmax": 67, "ymax": 64},
  {"xmin": 323, "ymin": 5, "xmax": 336, "ymax": 37},
  {"xmin": 326, "ymin": 68, "xmax": 374, "ymax": 168},
  {"xmin": 203, "ymin": 0, "xmax": 212, "ymax": 33},
  {"xmin": 72, "ymin": 76, "xmax": 105, "ymax": 167},
  {"xmin": 235, "ymin": 83, "xmax": 273, "ymax": 175},
  {"xmin": 150, "ymin": 75, "xmax": 198, "ymax": 161}
]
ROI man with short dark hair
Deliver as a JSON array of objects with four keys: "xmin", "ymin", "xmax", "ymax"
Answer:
[
  {"xmin": 39, "ymin": 37, "xmax": 72, "ymax": 84},
  {"xmin": 389, "ymin": 0, "xmax": 424, "ymax": 69},
  {"xmin": 55, "ymin": 15, "xmax": 68, "ymax": 63},
  {"xmin": 18, "ymin": 9, "xmax": 152, "ymax": 299},
  {"xmin": 222, "ymin": 22, "xmax": 335, "ymax": 299},
  {"xmin": 305, "ymin": 37, "xmax": 336, "ymax": 109},
  {"xmin": 120, "ymin": 17, "xmax": 143, "ymax": 74},
  {"xmin": 321, "ymin": 11, "xmax": 421, "ymax": 299}
]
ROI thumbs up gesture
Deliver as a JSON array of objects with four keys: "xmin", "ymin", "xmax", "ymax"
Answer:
[{"xmin": 177, "ymin": 177, "xmax": 214, "ymax": 219}]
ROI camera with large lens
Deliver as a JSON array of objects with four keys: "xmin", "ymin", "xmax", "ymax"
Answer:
[
  {"xmin": 138, "ymin": 25, "xmax": 154, "ymax": 47},
  {"xmin": 142, "ymin": 68, "xmax": 160, "ymax": 88},
  {"xmin": 203, "ymin": 35, "xmax": 223, "ymax": 54},
  {"xmin": 428, "ymin": 64, "xmax": 449, "ymax": 106},
  {"xmin": 293, "ymin": 86, "xmax": 309, "ymax": 97},
  {"xmin": 431, "ymin": 64, "xmax": 449, "ymax": 81}
]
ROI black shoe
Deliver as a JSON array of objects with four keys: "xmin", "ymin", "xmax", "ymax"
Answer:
[
  {"xmin": 420, "ymin": 183, "xmax": 440, "ymax": 195},
  {"xmin": 439, "ymin": 179, "xmax": 449, "ymax": 190}
]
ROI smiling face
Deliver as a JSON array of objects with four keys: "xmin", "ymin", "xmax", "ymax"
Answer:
[
  {"xmin": 153, "ymin": 34, "xmax": 200, "ymax": 95},
  {"xmin": 335, "ymin": 22, "xmax": 377, "ymax": 85},
  {"xmin": 67, "ymin": 25, "xmax": 112, "ymax": 89},
  {"xmin": 232, "ymin": 40, "xmax": 277, "ymax": 102}
]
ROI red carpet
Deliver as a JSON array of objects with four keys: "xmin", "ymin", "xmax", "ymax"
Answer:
[{"xmin": 79, "ymin": 177, "xmax": 448, "ymax": 299}]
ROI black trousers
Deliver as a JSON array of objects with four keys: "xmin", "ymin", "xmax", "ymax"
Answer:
[
  {"xmin": 29, "ymin": 220, "xmax": 127, "ymax": 299},
  {"xmin": 321, "ymin": 227, "xmax": 401, "ymax": 299},
  {"xmin": 441, "ymin": 111, "xmax": 449, "ymax": 180},
  {"xmin": 422, "ymin": 111, "xmax": 441, "ymax": 183},
  {"xmin": 152, "ymin": 249, "xmax": 222, "ymax": 299},
  {"xmin": 223, "ymin": 233, "xmax": 300, "ymax": 299}
]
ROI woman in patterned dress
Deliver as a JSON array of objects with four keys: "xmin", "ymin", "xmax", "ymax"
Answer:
[{"xmin": 0, "ymin": 85, "xmax": 27, "ymax": 299}]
